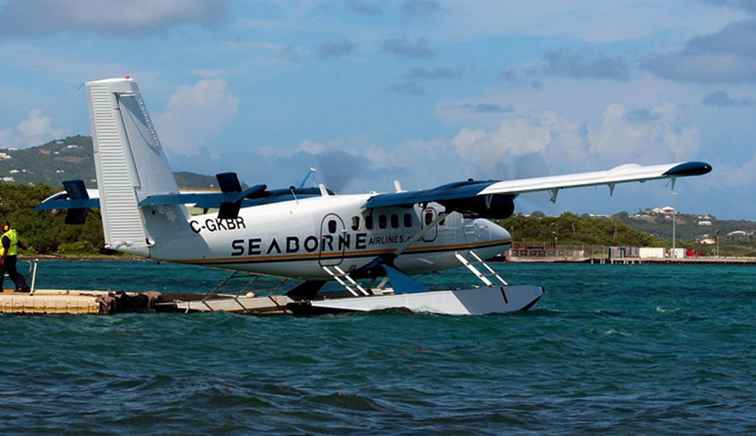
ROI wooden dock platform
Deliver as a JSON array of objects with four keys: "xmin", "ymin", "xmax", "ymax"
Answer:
[
  {"xmin": 155, "ymin": 293, "xmax": 294, "ymax": 314},
  {"xmin": 0, "ymin": 289, "xmax": 159, "ymax": 315},
  {"xmin": 0, "ymin": 288, "xmax": 298, "ymax": 316},
  {"xmin": 0, "ymin": 290, "xmax": 101, "ymax": 314}
]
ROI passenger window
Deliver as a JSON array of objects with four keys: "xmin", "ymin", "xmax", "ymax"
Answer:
[
  {"xmin": 424, "ymin": 211, "xmax": 434, "ymax": 226},
  {"xmin": 352, "ymin": 216, "xmax": 360, "ymax": 231},
  {"xmin": 403, "ymin": 213, "xmax": 413, "ymax": 228},
  {"xmin": 328, "ymin": 220, "xmax": 337, "ymax": 233},
  {"xmin": 379, "ymin": 214, "xmax": 387, "ymax": 229},
  {"xmin": 391, "ymin": 214, "xmax": 399, "ymax": 228},
  {"xmin": 365, "ymin": 215, "xmax": 373, "ymax": 230}
]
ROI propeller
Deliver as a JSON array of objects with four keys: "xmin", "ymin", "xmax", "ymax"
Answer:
[
  {"xmin": 215, "ymin": 172, "xmax": 267, "ymax": 219},
  {"xmin": 61, "ymin": 180, "xmax": 90, "ymax": 225}
]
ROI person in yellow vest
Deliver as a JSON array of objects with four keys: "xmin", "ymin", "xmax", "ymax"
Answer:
[{"xmin": 0, "ymin": 222, "xmax": 29, "ymax": 292}]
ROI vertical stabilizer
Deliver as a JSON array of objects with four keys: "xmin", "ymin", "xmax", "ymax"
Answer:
[{"xmin": 86, "ymin": 77, "xmax": 183, "ymax": 256}]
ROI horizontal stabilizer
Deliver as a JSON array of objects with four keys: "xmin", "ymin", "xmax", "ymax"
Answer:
[
  {"xmin": 139, "ymin": 186, "xmax": 325, "ymax": 210},
  {"xmin": 141, "ymin": 185, "xmax": 265, "ymax": 206},
  {"xmin": 34, "ymin": 180, "xmax": 99, "ymax": 225},
  {"xmin": 35, "ymin": 196, "xmax": 100, "ymax": 211}
]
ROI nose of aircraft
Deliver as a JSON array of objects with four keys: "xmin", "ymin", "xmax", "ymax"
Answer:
[{"xmin": 485, "ymin": 219, "xmax": 512, "ymax": 243}]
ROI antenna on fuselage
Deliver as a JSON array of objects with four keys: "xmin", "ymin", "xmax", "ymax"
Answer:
[
  {"xmin": 319, "ymin": 184, "xmax": 330, "ymax": 197},
  {"xmin": 299, "ymin": 168, "xmax": 318, "ymax": 188}
]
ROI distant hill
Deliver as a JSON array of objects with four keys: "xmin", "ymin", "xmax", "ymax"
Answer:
[
  {"xmin": 498, "ymin": 213, "xmax": 664, "ymax": 247},
  {"xmin": 613, "ymin": 211, "xmax": 756, "ymax": 241},
  {"xmin": 0, "ymin": 135, "xmax": 217, "ymax": 189}
]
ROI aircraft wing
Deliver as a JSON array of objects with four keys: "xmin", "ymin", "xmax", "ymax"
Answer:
[{"xmin": 364, "ymin": 161, "xmax": 712, "ymax": 209}]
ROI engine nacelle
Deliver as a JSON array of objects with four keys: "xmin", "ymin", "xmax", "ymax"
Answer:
[{"xmin": 440, "ymin": 194, "xmax": 515, "ymax": 219}]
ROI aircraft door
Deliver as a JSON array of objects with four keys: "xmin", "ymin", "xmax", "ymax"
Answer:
[
  {"xmin": 421, "ymin": 206, "xmax": 439, "ymax": 242},
  {"xmin": 319, "ymin": 213, "xmax": 346, "ymax": 266}
]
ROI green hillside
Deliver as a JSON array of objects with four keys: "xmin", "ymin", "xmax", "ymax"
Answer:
[
  {"xmin": 499, "ymin": 213, "xmax": 664, "ymax": 247},
  {"xmin": 499, "ymin": 212, "xmax": 755, "ymax": 256},
  {"xmin": 614, "ymin": 211, "xmax": 756, "ymax": 240},
  {"xmin": 0, "ymin": 135, "xmax": 217, "ymax": 189},
  {"xmin": 0, "ymin": 183, "xmax": 107, "ymax": 255},
  {"xmin": 614, "ymin": 211, "xmax": 756, "ymax": 256}
]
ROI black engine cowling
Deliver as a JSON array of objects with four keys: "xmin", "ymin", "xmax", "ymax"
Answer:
[{"xmin": 440, "ymin": 194, "xmax": 515, "ymax": 219}]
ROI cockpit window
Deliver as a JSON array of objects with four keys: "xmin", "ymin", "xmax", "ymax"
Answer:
[{"xmin": 424, "ymin": 210, "xmax": 434, "ymax": 226}]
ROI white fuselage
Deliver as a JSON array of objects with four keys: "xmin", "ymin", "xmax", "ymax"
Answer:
[{"xmin": 144, "ymin": 193, "xmax": 511, "ymax": 280}]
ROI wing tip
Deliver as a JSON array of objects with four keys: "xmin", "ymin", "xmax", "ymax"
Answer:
[{"xmin": 664, "ymin": 161, "xmax": 712, "ymax": 177}]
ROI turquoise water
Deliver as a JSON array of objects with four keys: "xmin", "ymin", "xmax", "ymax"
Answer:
[{"xmin": 1, "ymin": 260, "xmax": 754, "ymax": 434}]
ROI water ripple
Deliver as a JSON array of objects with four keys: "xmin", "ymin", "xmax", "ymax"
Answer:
[{"xmin": 0, "ymin": 261, "xmax": 753, "ymax": 433}]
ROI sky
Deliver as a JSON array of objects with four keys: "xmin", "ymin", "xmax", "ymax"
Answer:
[{"xmin": 0, "ymin": 0, "xmax": 755, "ymax": 218}]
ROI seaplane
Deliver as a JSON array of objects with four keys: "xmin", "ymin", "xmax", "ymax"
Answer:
[{"xmin": 37, "ymin": 77, "xmax": 712, "ymax": 315}]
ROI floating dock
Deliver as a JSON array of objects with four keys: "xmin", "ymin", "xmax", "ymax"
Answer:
[
  {"xmin": 0, "ymin": 256, "xmax": 543, "ymax": 316},
  {"xmin": 0, "ymin": 289, "xmax": 158, "ymax": 315},
  {"xmin": 0, "ymin": 289, "xmax": 295, "ymax": 315}
]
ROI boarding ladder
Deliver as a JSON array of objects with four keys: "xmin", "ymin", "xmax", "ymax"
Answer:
[
  {"xmin": 321, "ymin": 265, "xmax": 371, "ymax": 297},
  {"xmin": 455, "ymin": 250, "xmax": 508, "ymax": 287}
]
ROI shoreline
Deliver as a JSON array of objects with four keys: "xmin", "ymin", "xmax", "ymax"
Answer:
[
  {"xmin": 20, "ymin": 254, "xmax": 144, "ymax": 262},
  {"xmin": 501, "ymin": 256, "xmax": 756, "ymax": 265},
  {"xmin": 19, "ymin": 254, "xmax": 756, "ymax": 265}
]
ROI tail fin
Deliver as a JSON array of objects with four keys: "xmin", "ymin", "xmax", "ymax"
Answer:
[{"xmin": 86, "ymin": 77, "xmax": 184, "ymax": 255}]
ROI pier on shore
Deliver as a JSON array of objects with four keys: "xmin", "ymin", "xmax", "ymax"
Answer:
[{"xmin": 504, "ymin": 255, "xmax": 756, "ymax": 265}]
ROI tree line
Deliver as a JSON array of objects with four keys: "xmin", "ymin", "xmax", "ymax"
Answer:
[
  {"xmin": 0, "ymin": 183, "xmax": 108, "ymax": 255},
  {"xmin": 498, "ymin": 212, "xmax": 664, "ymax": 247}
]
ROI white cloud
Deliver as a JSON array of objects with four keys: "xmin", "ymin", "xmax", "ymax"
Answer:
[
  {"xmin": 0, "ymin": 110, "xmax": 64, "ymax": 148},
  {"xmin": 155, "ymin": 79, "xmax": 239, "ymax": 155},
  {"xmin": 0, "ymin": 0, "xmax": 227, "ymax": 35},
  {"xmin": 454, "ymin": 115, "xmax": 554, "ymax": 161},
  {"xmin": 450, "ymin": 103, "xmax": 699, "ymax": 177},
  {"xmin": 449, "ymin": 112, "xmax": 588, "ymax": 180},
  {"xmin": 264, "ymin": 101, "xmax": 701, "ymax": 191},
  {"xmin": 588, "ymin": 103, "xmax": 700, "ymax": 162},
  {"xmin": 297, "ymin": 140, "xmax": 327, "ymax": 154}
]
